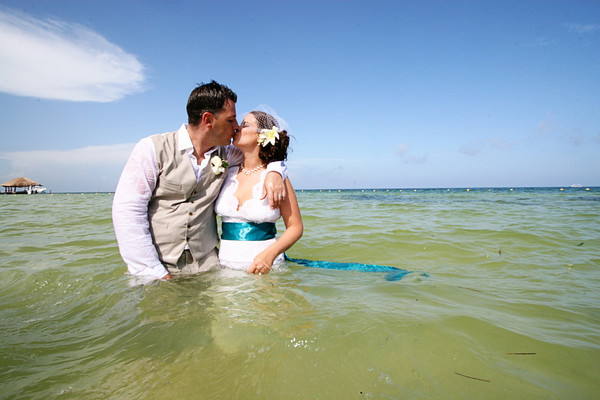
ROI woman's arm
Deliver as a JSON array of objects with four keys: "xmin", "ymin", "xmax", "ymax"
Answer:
[{"xmin": 248, "ymin": 178, "xmax": 303, "ymax": 275}]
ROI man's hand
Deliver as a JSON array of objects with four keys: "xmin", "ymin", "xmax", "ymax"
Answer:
[
  {"xmin": 262, "ymin": 171, "xmax": 286, "ymax": 209},
  {"xmin": 162, "ymin": 273, "xmax": 174, "ymax": 280}
]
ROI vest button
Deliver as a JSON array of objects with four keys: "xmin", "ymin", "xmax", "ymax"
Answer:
[{"xmin": 189, "ymin": 212, "xmax": 193, "ymax": 216}]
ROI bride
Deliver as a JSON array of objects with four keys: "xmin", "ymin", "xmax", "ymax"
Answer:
[{"xmin": 215, "ymin": 111, "xmax": 303, "ymax": 275}]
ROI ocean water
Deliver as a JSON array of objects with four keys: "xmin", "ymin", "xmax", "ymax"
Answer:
[{"xmin": 0, "ymin": 187, "xmax": 598, "ymax": 399}]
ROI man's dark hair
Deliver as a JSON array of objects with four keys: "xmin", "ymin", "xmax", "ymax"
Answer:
[{"xmin": 187, "ymin": 80, "xmax": 237, "ymax": 125}]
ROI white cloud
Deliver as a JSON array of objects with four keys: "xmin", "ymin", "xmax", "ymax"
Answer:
[
  {"xmin": 459, "ymin": 137, "xmax": 516, "ymax": 156},
  {"xmin": 402, "ymin": 154, "xmax": 428, "ymax": 164},
  {"xmin": 490, "ymin": 138, "xmax": 516, "ymax": 151},
  {"xmin": 564, "ymin": 23, "xmax": 600, "ymax": 35},
  {"xmin": 396, "ymin": 143, "xmax": 410, "ymax": 157},
  {"xmin": 0, "ymin": 8, "xmax": 146, "ymax": 102},
  {"xmin": 396, "ymin": 143, "xmax": 427, "ymax": 163},
  {"xmin": 0, "ymin": 143, "xmax": 135, "ymax": 192},
  {"xmin": 569, "ymin": 135, "xmax": 583, "ymax": 146},
  {"xmin": 523, "ymin": 37, "xmax": 556, "ymax": 47},
  {"xmin": 459, "ymin": 140, "xmax": 484, "ymax": 156}
]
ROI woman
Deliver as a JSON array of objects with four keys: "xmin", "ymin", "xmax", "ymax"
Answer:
[{"xmin": 215, "ymin": 111, "xmax": 303, "ymax": 275}]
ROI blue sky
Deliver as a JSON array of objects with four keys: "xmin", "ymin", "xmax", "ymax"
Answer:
[{"xmin": 0, "ymin": 0, "xmax": 598, "ymax": 192}]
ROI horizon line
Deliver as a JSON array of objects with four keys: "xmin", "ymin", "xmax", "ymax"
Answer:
[{"xmin": 7, "ymin": 185, "xmax": 597, "ymax": 195}]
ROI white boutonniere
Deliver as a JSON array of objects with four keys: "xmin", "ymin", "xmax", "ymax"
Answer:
[
  {"xmin": 210, "ymin": 155, "xmax": 229, "ymax": 175},
  {"xmin": 257, "ymin": 126, "xmax": 279, "ymax": 147}
]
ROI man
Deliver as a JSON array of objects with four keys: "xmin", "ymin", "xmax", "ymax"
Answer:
[{"xmin": 112, "ymin": 81, "xmax": 286, "ymax": 280}]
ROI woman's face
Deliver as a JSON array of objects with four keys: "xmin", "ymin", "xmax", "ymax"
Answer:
[{"xmin": 233, "ymin": 113, "xmax": 260, "ymax": 149}]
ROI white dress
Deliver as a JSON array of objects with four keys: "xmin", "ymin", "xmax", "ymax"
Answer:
[{"xmin": 215, "ymin": 167, "xmax": 285, "ymax": 270}]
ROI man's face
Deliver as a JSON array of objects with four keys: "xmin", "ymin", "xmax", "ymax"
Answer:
[{"xmin": 211, "ymin": 99, "xmax": 239, "ymax": 146}]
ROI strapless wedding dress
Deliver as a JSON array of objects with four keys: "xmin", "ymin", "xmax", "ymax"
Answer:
[{"xmin": 215, "ymin": 167, "xmax": 285, "ymax": 270}]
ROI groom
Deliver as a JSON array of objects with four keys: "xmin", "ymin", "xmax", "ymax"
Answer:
[{"xmin": 112, "ymin": 81, "xmax": 286, "ymax": 281}]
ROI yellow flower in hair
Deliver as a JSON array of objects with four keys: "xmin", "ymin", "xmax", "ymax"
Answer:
[{"xmin": 257, "ymin": 126, "xmax": 279, "ymax": 147}]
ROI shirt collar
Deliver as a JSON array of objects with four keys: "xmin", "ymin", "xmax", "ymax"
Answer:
[
  {"xmin": 177, "ymin": 124, "xmax": 193, "ymax": 151},
  {"xmin": 177, "ymin": 123, "xmax": 218, "ymax": 157}
]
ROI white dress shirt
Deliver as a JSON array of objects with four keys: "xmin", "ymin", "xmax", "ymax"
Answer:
[{"xmin": 112, "ymin": 124, "xmax": 286, "ymax": 280}]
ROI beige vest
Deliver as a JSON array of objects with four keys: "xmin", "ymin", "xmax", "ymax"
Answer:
[{"xmin": 148, "ymin": 130, "xmax": 227, "ymax": 267}]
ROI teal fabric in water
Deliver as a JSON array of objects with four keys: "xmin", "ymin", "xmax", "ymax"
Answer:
[
  {"xmin": 221, "ymin": 221, "xmax": 277, "ymax": 241},
  {"xmin": 221, "ymin": 221, "xmax": 412, "ymax": 281},
  {"xmin": 286, "ymin": 256, "xmax": 412, "ymax": 281}
]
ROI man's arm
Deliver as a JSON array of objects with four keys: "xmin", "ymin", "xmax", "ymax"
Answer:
[
  {"xmin": 263, "ymin": 163, "xmax": 287, "ymax": 208},
  {"xmin": 112, "ymin": 138, "xmax": 170, "ymax": 280}
]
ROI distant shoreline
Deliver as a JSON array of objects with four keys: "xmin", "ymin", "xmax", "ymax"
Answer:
[
  {"xmin": 2, "ymin": 186, "xmax": 597, "ymax": 195},
  {"xmin": 297, "ymin": 186, "xmax": 598, "ymax": 191}
]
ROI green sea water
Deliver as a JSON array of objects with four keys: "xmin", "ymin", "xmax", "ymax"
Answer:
[{"xmin": 1, "ymin": 188, "xmax": 599, "ymax": 399}]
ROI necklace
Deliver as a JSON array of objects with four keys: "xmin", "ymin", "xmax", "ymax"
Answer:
[{"xmin": 240, "ymin": 164, "xmax": 265, "ymax": 175}]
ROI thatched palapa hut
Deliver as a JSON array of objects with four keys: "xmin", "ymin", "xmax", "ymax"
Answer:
[{"xmin": 1, "ymin": 177, "xmax": 47, "ymax": 194}]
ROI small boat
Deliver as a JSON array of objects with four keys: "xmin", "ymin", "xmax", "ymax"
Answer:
[{"xmin": 26, "ymin": 185, "xmax": 47, "ymax": 194}]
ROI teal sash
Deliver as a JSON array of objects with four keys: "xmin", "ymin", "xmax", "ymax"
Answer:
[{"xmin": 221, "ymin": 221, "xmax": 277, "ymax": 241}]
